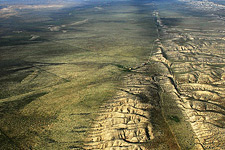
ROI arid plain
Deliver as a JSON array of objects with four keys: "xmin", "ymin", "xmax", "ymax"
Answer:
[{"xmin": 0, "ymin": 0, "xmax": 224, "ymax": 149}]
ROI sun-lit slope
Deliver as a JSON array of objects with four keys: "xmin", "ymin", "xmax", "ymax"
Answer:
[{"xmin": 153, "ymin": 1, "xmax": 225, "ymax": 149}]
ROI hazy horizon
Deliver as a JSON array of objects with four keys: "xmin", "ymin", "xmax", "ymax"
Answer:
[{"xmin": 0, "ymin": 0, "xmax": 86, "ymax": 5}]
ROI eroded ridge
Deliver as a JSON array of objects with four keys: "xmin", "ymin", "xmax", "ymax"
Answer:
[
  {"xmin": 153, "ymin": 11, "xmax": 225, "ymax": 149},
  {"xmin": 84, "ymin": 68, "xmax": 156, "ymax": 150}
]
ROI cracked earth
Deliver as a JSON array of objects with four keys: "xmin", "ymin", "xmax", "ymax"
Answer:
[
  {"xmin": 84, "ymin": 8, "xmax": 225, "ymax": 150},
  {"xmin": 153, "ymin": 10, "xmax": 225, "ymax": 149},
  {"xmin": 84, "ymin": 62, "xmax": 182, "ymax": 150}
]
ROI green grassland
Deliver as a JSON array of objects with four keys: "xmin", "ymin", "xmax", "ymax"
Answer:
[{"xmin": 0, "ymin": 1, "xmax": 157, "ymax": 149}]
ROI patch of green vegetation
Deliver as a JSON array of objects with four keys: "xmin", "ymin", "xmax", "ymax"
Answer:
[
  {"xmin": 0, "ymin": 1, "xmax": 158, "ymax": 149},
  {"xmin": 161, "ymin": 18, "xmax": 183, "ymax": 27},
  {"xmin": 0, "ymin": 36, "xmax": 30, "ymax": 47},
  {"xmin": 143, "ymin": 83, "xmax": 180, "ymax": 149},
  {"xmin": 168, "ymin": 115, "xmax": 180, "ymax": 122},
  {"xmin": 113, "ymin": 64, "xmax": 132, "ymax": 72},
  {"xmin": 137, "ymin": 93, "xmax": 150, "ymax": 103},
  {"xmin": 0, "ymin": 112, "xmax": 55, "ymax": 150},
  {"xmin": 160, "ymin": 92, "xmax": 195, "ymax": 149},
  {"xmin": 0, "ymin": 92, "xmax": 47, "ymax": 114}
]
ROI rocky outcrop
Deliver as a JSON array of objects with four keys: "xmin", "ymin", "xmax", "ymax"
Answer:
[
  {"xmin": 84, "ymin": 5, "xmax": 225, "ymax": 150},
  {"xmin": 153, "ymin": 11, "xmax": 225, "ymax": 149},
  {"xmin": 84, "ymin": 63, "xmax": 182, "ymax": 149}
]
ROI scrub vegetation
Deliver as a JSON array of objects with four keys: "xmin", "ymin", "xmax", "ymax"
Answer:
[{"xmin": 0, "ymin": 1, "xmax": 157, "ymax": 149}]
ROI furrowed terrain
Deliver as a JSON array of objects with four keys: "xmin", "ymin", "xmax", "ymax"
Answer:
[
  {"xmin": 0, "ymin": 0, "xmax": 224, "ymax": 149},
  {"xmin": 152, "ymin": 0, "xmax": 225, "ymax": 149},
  {"xmin": 84, "ymin": 0, "xmax": 225, "ymax": 149}
]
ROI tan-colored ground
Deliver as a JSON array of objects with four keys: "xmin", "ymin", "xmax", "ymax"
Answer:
[
  {"xmin": 83, "ymin": 4, "xmax": 225, "ymax": 149},
  {"xmin": 84, "ymin": 63, "xmax": 182, "ymax": 150},
  {"xmin": 152, "ymin": 7, "xmax": 225, "ymax": 149},
  {"xmin": 0, "ymin": 0, "xmax": 224, "ymax": 149}
]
